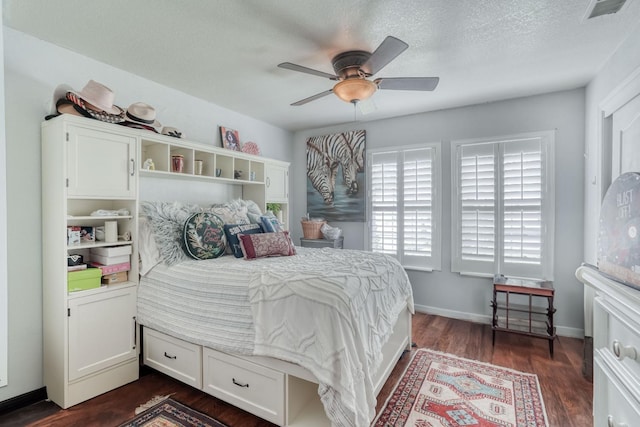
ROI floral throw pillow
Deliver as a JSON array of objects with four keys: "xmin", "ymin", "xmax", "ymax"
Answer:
[
  {"xmin": 239, "ymin": 231, "xmax": 296, "ymax": 259},
  {"xmin": 182, "ymin": 212, "xmax": 226, "ymax": 260}
]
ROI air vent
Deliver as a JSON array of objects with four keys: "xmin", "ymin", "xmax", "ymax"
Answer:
[{"xmin": 584, "ymin": 0, "xmax": 629, "ymax": 19}]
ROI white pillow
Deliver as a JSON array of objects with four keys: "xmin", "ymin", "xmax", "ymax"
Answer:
[
  {"xmin": 138, "ymin": 217, "xmax": 162, "ymax": 275},
  {"xmin": 140, "ymin": 201, "xmax": 198, "ymax": 266}
]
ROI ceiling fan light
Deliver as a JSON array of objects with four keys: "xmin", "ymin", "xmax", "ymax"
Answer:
[{"xmin": 333, "ymin": 79, "xmax": 377, "ymax": 103}]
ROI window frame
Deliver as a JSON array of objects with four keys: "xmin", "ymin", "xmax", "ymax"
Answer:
[
  {"xmin": 367, "ymin": 142, "xmax": 442, "ymax": 272},
  {"xmin": 450, "ymin": 130, "xmax": 555, "ymax": 280}
]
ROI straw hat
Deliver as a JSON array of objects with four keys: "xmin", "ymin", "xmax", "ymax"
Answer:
[
  {"xmin": 161, "ymin": 126, "xmax": 184, "ymax": 138},
  {"xmin": 124, "ymin": 102, "xmax": 161, "ymax": 131}
]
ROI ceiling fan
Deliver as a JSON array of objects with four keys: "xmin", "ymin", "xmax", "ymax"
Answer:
[{"xmin": 278, "ymin": 36, "xmax": 439, "ymax": 106}]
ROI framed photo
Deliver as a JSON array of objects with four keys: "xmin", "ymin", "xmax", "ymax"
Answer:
[
  {"xmin": 219, "ymin": 126, "xmax": 241, "ymax": 151},
  {"xmin": 80, "ymin": 226, "xmax": 95, "ymax": 242}
]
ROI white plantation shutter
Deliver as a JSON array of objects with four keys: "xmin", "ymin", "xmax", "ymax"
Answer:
[
  {"xmin": 369, "ymin": 144, "xmax": 441, "ymax": 270},
  {"xmin": 460, "ymin": 144, "xmax": 496, "ymax": 273},
  {"xmin": 503, "ymin": 139, "xmax": 542, "ymax": 266},
  {"xmin": 371, "ymin": 153, "xmax": 398, "ymax": 255},
  {"xmin": 403, "ymin": 149, "xmax": 434, "ymax": 265},
  {"xmin": 452, "ymin": 132, "xmax": 554, "ymax": 280}
]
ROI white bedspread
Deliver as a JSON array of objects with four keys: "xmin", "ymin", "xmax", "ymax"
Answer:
[
  {"xmin": 137, "ymin": 247, "xmax": 414, "ymax": 427},
  {"xmin": 138, "ymin": 255, "xmax": 257, "ymax": 355}
]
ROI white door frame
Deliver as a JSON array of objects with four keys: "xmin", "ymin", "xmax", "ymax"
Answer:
[
  {"xmin": 585, "ymin": 66, "xmax": 640, "ymax": 338},
  {"xmin": 0, "ymin": 5, "xmax": 8, "ymax": 389}
]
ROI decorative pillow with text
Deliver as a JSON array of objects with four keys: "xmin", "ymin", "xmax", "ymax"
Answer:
[{"xmin": 223, "ymin": 223, "xmax": 263, "ymax": 258}]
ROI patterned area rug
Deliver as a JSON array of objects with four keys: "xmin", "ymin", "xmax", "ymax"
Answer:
[
  {"xmin": 118, "ymin": 398, "xmax": 228, "ymax": 427},
  {"xmin": 374, "ymin": 349, "xmax": 548, "ymax": 426}
]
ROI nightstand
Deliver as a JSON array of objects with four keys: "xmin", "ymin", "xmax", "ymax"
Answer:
[
  {"xmin": 299, "ymin": 237, "xmax": 344, "ymax": 249},
  {"xmin": 491, "ymin": 276, "xmax": 557, "ymax": 356}
]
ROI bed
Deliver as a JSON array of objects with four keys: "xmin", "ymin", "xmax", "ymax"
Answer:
[{"xmin": 137, "ymin": 200, "xmax": 414, "ymax": 426}]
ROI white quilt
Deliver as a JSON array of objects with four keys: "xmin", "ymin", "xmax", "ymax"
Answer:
[{"xmin": 137, "ymin": 247, "xmax": 414, "ymax": 427}]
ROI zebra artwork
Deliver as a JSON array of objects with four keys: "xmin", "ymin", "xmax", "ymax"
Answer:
[
  {"xmin": 306, "ymin": 142, "xmax": 335, "ymax": 205},
  {"xmin": 306, "ymin": 130, "xmax": 366, "ymax": 222}
]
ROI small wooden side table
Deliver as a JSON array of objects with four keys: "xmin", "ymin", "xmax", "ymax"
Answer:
[
  {"xmin": 299, "ymin": 237, "xmax": 344, "ymax": 249},
  {"xmin": 491, "ymin": 276, "xmax": 557, "ymax": 356}
]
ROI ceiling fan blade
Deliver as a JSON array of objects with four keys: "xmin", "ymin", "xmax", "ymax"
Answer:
[
  {"xmin": 362, "ymin": 36, "xmax": 409, "ymax": 76},
  {"xmin": 375, "ymin": 77, "xmax": 440, "ymax": 91},
  {"xmin": 278, "ymin": 62, "xmax": 338, "ymax": 80},
  {"xmin": 291, "ymin": 89, "xmax": 334, "ymax": 106}
]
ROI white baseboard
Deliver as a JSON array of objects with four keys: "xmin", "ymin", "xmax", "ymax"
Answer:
[{"xmin": 413, "ymin": 304, "xmax": 585, "ymax": 339}]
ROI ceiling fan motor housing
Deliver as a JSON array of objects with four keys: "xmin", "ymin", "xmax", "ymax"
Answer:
[{"xmin": 332, "ymin": 51, "xmax": 372, "ymax": 79}]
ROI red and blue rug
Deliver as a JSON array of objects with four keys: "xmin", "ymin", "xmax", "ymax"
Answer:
[
  {"xmin": 119, "ymin": 398, "xmax": 228, "ymax": 427},
  {"xmin": 374, "ymin": 349, "xmax": 548, "ymax": 426}
]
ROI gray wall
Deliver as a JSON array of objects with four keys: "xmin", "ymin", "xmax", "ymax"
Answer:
[
  {"xmin": 0, "ymin": 27, "xmax": 293, "ymax": 402},
  {"xmin": 292, "ymin": 89, "xmax": 586, "ymax": 336}
]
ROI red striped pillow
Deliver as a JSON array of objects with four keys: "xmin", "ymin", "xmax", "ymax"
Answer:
[{"xmin": 238, "ymin": 231, "xmax": 296, "ymax": 259}]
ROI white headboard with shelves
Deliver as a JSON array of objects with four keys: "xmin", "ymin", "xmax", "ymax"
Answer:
[{"xmin": 139, "ymin": 176, "xmax": 242, "ymax": 206}]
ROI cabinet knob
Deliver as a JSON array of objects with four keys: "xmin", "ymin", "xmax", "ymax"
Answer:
[
  {"xmin": 608, "ymin": 415, "xmax": 628, "ymax": 427},
  {"xmin": 612, "ymin": 340, "xmax": 637, "ymax": 361},
  {"xmin": 266, "ymin": 177, "xmax": 271, "ymax": 187}
]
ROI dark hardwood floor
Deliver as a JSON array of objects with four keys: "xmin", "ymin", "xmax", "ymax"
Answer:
[{"xmin": 0, "ymin": 313, "xmax": 592, "ymax": 426}]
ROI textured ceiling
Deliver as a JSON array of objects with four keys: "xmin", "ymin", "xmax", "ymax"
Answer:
[{"xmin": 3, "ymin": 0, "xmax": 640, "ymax": 131}]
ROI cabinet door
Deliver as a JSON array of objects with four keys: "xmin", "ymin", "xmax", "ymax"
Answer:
[
  {"xmin": 265, "ymin": 163, "xmax": 288, "ymax": 202},
  {"xmin": 68, "ymin": 286, "xmax": 137, "ymax": 381},
  {"xmin": 67, "ymin": 126, "xmax": 137, "ymax": 198}
]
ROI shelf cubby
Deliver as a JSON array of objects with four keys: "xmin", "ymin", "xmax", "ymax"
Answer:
[
  {"xmin": 141, "ymin": 140, "xmax": 170, "ymax": 172},
  {"xmin": 194, "ymin": 151, "xmax": 215, "ymax": 177},
  {"xmin": 216, "ymin": 154, "xmax": 234, "ymax": 179}
]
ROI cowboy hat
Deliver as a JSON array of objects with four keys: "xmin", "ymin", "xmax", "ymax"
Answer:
[
  {"xmin": 66, "ymin": 92, "xmax": 125, "ymax": 124},
  {"xmin": 48, "ymin": 84, "xmax": 73, "ymax": 115},
  {"xmin": 56, "ymin": 99, "xmax": 92, "ymax": 118},
  {"xmin": 124, "ymin": 102, "xmax": 162, "ymax": 130},
  {"xmin": 44, "ymin": 83, "xmax": 91, "ymax": 120},
  {"xmin": 70, "ymin": 80, "xmax": 124, "ymax": 115}
]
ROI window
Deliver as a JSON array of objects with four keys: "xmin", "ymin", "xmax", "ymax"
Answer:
[
  {"xmin": 451, "ymin": 131, "xmax": 555, "ymax": 280},
  {"xmin": 368, "ymin": 144, "xmax": 441, "ymax": 271}
]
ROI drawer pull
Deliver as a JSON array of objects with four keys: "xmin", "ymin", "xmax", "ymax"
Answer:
[
  {"xmin": 164, "ymin": 352, "xmax": 177, "ymax": 360},
  {"xmin": 612, "ymin": 340, "xmax": 637, "ymax": 361},
  {"xmin": 608, "ymin": 415, "xmax": 628, "ymax": 427},
  {"xmin": 232, "ymin": 378, "xmax": 249, "ymax": 388}
]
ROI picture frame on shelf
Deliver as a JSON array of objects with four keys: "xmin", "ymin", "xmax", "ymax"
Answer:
[
  {"xmin": 80, "ymin": 226, "xmax": 95, "ymax": 242},
  {"xmin": 219, "ymin": 126, "xmax": 241, "ymax": 151}
]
